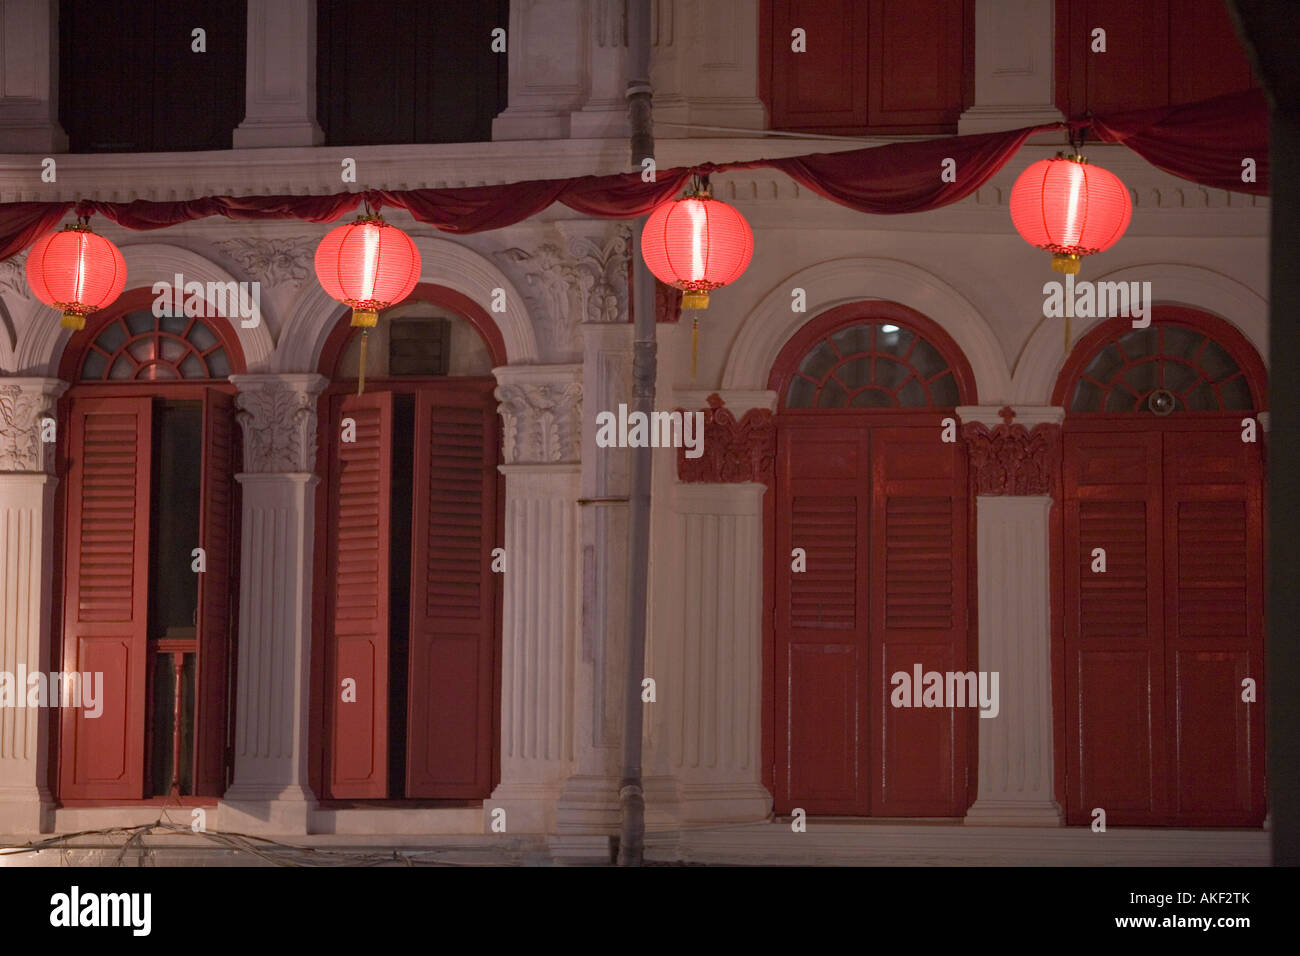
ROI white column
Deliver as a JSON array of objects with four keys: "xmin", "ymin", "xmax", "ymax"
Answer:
[
  {"xmin": 492, "ymin": 0, "xmax": 589, "ymax": 140},
  {"xmin": 0, "ymin": 0, "xmax": 67, "ymax": 152},
  {"xmin": 569, "ymin": 0, "xmax": 630, "ymax": 139},
  {"xmin": 491, "ymin": 365, "xmax": 583, "ymax": 832},
  {"xmin": 0, "ymin": 378, "xmax": 65, "ymax": 833},
  {"xmin": 232, "ymin": 0, "xmax": 325, "ymax": 148},
  {"xmin": 652, "ymin": 0, "xmax": 767, "ymax": 137},
  {"xmin": 958, "ymin": 0, "xmax": 1064, "ymax": 134},
  {"xmin": 960, "ymin": 405, "xmax": 1063, "ymax": 825},
  {"xmin": 669, "ymin": 482, "xmax": 771, "ymax": 823},
  {"xmin": 220, "ymin": 374, "xmax": 325, "ymax": 833}
]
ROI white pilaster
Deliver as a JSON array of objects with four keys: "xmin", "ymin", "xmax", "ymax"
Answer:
[
  {"xmin": 220, "ymin": 373, "xmax": 325, "ymax": 833},
  {"xmin": 958, "ymin": 0, "xmax": 1065, "ymax": 135},
  {"xmin": 0, "ymin": 377, "xmax": 65, "ymax": 833},
  {"xmin": 668, "ymin": 482, "xmax": 771, "ymax": 824},
  {"xmin": 232, "ymin": 0, "xmax": 325, "ymax": 148},
  {"xmin": 491, "ymin": 365, "xmax": 583, "ymax": 833},
  {"xmin": 0, "ymin": 0, "xmax": 67, "ymax": 152},
  {"xmin": 492, "ymin": 0, "xmax": 589, "ymax": 140}
]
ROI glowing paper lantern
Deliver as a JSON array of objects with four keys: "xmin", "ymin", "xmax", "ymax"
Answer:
[
  {"xmin": 640, "ymin": 182, "xmax": 753, "ymax": 310},
  {"xmin": 25, "ymin": 223, "xmax": 127, "ymax": 330},
  {"xmin": 1009, "ymin": 154, "xmax": 1132, "ymax": 274},
  {"xmin": 314, "ymin": 213, "xmax": 420, "ymax": 328}
]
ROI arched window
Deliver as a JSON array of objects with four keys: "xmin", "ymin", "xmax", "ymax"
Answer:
[
  {"xmin": 1066, "ymin": 324, "xmax": 1255, "ymax": 414},
  {"xmin": 783, "ymin": 321, "xmax": 961, "ymax": 409},
  {"xmin": 77, "ymin": 311, "xmax": 232, "ymax": 381}
]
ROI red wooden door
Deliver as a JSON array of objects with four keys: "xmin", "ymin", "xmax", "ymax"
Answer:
[
  {"xmin": 1063, "ymin": 424, "xmax": 1265, "ymax": 825},
  {"xmin": 870, "ymin": 427, "xmax": 968, "ymax": 816},
  {"xmin": 775, "ymin": 423, "xmax": 872, "ymax": 815},
  {"xmin": 194, "ymin": 390, "xmax": 236, "ymax": 796},
  {"xmin": 326, "ymin": 391, "xmax": 393, "ymax": 798},
  {"xmin": 774, "ymin": 420, "xmax": 969, "ymax": 815},
  {"xmin": 405, "ymin": 390, "xmax": 499, "ymax": 798},
  {"xmin": 60, "ymin": 396, "xmax": 153, "ymax": 799},
  {"xmin": 1063, "ymin": 430, "xmax": 1166, "ymax": 821}
]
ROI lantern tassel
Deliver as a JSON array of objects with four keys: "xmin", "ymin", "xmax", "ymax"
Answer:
[
  {"xmin": 1065, "ymin": 313, "xmax": 1071, "ymax": 356},
  {"xmin": 691, "ymin": 316, "xmax": 699, "ymax": 379},
  {"xmin": 358, "ymin": 330, "xmax": 368, "ymax": 396}
]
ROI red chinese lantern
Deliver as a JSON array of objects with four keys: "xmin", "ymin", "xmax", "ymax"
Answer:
[
  {"xmin": 314, "ymin": 212, "xmax": 420, "ymax": 327},
  {"xmin": 314, "ymin": 211, "xmax": 420, "ymax": 393},
  {"xmin": 640, "ymin": 177, "xmax": 753, "ymax": 376},
  {"xmin": 641, "ymin": 178, "xmax": 753, "ymax": 310},
  {"xmin": 25, "ymin": 222, "xmax": 127, "ymax": 330},
  {"xmin": 1010, "ymin": 153, "xmax": 1131, "ymax": 274}
]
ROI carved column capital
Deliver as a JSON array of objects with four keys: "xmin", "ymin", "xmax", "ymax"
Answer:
[
  {"xmin": 677, "ymin": 393, "xmax": 776, "ymax": 484},
  {"xmin": 494, "ymin": 365, "xmax": 584, "ymax": 465},
  {"xmin": 962, "ymin": 420, "xmax": 1062, "ymax": 496},
  {"xmin": 231, "ymin": 373, "xmax": 327, "ymax": 474},
  {"xmin": 0, "ymin": 378, "xmax": 68, "ymax": 474}
]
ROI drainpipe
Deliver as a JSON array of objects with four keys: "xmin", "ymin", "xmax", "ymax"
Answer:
[{"xmin": 619, "ymin": 0, "xmax": 655, "ymax": 867}]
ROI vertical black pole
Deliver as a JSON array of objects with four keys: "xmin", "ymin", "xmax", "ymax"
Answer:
[{"xmin": 619, "ymin": 0, "xmax": 655, "ymax": 867}]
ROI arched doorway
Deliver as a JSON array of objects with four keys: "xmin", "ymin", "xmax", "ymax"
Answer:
[
  {"xmin": 1054, "ymin": 306, "xmax": 1267, "ymax": 826},
  {"xmin": 313, "ymin": 284, "xmax": 505, "ymax": 801},
  {"xmin": 55, "ymin": 286, "xmax": 247, "ymax": 801},
  {"xmin": 766, "ymin": 301, "xmax": 978, "ymax": 817}
]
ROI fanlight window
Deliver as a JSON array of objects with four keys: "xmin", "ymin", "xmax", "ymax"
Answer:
[
  {"xmin": 79, "ymin": 311, "xmax": 231, "ymax": 381},
  {"xmin": 1069, "ymin": 324, "xmax": 1254, "ymax": 413},
  {"xmin": 784, "ymin": 322, "xmax": 960, "ymax": 409}
]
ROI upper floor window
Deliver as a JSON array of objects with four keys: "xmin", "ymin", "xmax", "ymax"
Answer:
[
  {"xmin": 759, "ymin": 0, "xmax": 974, "ymax": 134},
  {"xmin": 78, "ymin": 311, "xmax": 232, "ymax": 382},
  {"xmin": 59, "ymin": 0, "xmax": 246, "ymax": 152},
  {"xmin": 317, "ymin": 0, "xmax": 508, "ymax": 146}
]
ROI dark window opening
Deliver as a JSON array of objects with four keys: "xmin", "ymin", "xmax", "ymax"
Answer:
[
  {"xmin": 387, "ymin": 394, "xmax": 416, "ymax": 798},
  {"xmin": 389, "ymin": 319, "xmax": 451, "ymax": 377}
]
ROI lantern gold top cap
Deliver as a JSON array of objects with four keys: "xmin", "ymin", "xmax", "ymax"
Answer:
[
  {"xmin": 684, "ymin": 173, "xmax": 713, "ymax": 199},
  {"xmin": 1055, "ymin": 151, "xmax": 1089, "ymax": 164}
]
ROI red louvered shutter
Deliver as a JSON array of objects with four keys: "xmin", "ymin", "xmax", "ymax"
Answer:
[
  {"xmin": 326, "ymin": 391, "xmax": 393, "ymax": 798},
  {"xmin": 405, "ymin": 388, "xmax": 498, "ymax": 798},
  {"xmin": 1063, "ymin": 430, "xmax": 1166, "ymax": 823},
  {"xmin": 194, "ymin": 389, "xmax": 236, "ymax": 796},
  {"xmin": 870, "ymin": 427, "xmax": 969, "ymax": 816},
  {"xmin": 60, "ymin": 396, "xmax": 152, "ymax": 799},
  {"xmin": 774, "ymin": 424, "xmax": 871, "ymax": 815},
  {"xmin": 1162, "ymin": 429, "xmax": 1265, "ymax": 825}
]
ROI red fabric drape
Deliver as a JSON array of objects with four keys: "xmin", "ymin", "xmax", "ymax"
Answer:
[
  {"xmin": 0, "ymin": 91, "xmax": 1269, "ymax": 261},
  {"xmin": 1086, "ymin": 88, "xmax": 1269, "ymax": 197}
]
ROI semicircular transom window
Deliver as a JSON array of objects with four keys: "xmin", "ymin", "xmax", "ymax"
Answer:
[
  {"xmin": 1069, "ymin": 324, "xmax": 1254, "ymax": 413},
  {"xmin": 79, "ymin": 311, "xmax": 232, "ymax": 382},
  {"xmin": 784, "ymin": 322, "xmax": 961, "ymax": 409}
]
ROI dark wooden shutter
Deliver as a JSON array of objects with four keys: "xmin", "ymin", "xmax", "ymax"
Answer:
[
  {"xmin": 1063, "ymin": 430, "xmax": 1166, "ymax": 823},
  {"xmin": 866, "ymin": 0, "xmax": 967, "ymax": 130},
  {"xmin": 405, "ymin": 390, "xmax": 498, "ymax": 798},
  {"xmin": 60, "ymin": 397, "xmax": 152, "ymax": 799},
  {"xmin": 774, "ymin": 425, "xmax": 871, "ymax": 815},
  {"xmin": 869, "ymin": 427, "xmax": 969, "ymax": 816},
  {"xmin": 194, "ymin": 390, "xmax": 235, "ymax": 796},
  {"xmin": 1162, "ymin": 430, "xmax": 1265, "ymax": 824},
  {"xmin": 767, "ymin": 0, "xmax": 869, "ymax": 131},
  {"xmin": 326, "ymin": 391, "xmax": 393, "ymax": 798}
]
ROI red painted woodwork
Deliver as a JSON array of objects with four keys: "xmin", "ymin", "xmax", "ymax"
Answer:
[
  {"xmin": 405, "ymin": 392, "xmax": 499, "ymax": 797},
  {"xmin": 677, "ymin": 394, "xmax": 776, "ymax": 484},
  {"xmin": 962, "ymin": 420, "xmax": 1059, "ymax": 496},
  {"xmin": 326, "ymin": 391, "xmax": 394, "ymax": 798},
  {"xmin": 1055, "ymin": 0, "xmax": 1258, "ymax": 118},
  {"xmin": 760, "ymin": 0, "xmax": 971, "ymax": 134},
  {"xmin": 59, "ymin": 397, "xmax": 153, "ymax": 800},
  {"xmin": 768, "ymin": 302, "xmax": 974, "ymax": 817},
  {"xmin": 194, "ymin": 389, "xmax": 236, "ymax": 795}
]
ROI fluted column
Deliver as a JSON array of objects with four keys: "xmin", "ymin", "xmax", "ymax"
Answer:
[
  {"xmin": 491, "ymin": 365, "xmax": 583, "ymax": 832},
  {"xmin": 220, "ymin": 373, "xmax": 325, "ymax": 833},
  {"xmin": 0, "ymin": 0, "xmax": 67, "ymax": 152},
  {"xmin": 0, "ymin": 377, "xmax": 65, "ymax": 833},
  {"xmin": 960, "ymin": 405, "xmax": 1064, "ymax": 825},
  {"xmin": 232, "ymin": 0, "xmax": 324, "ymax": 148}
]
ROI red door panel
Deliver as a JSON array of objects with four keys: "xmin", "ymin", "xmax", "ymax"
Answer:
[
  {"xmin": 405, "ymin": 393, "xmax": 498, "ymax": 798},
  {"xmin": 195, "ymin": 389, "xmax": 235, "ymax": 796},
  {"xmin": 774, "ymin": 426, "xmax": 870, "ymax": 814},
  {"xmin": 768, "ymin": 0, "xmax": 869, "ymax": 130},
  {"xmin": 1064, "ymin": 430, "xmax": 1164, "ymax": 822},
  {"xmin": 870, "ymin": 428, "xmax": 968, "ymax": 816},
  {"xmin": 1162, "ymin": 430, "xmax": 1264, "ymax": 824},
  {"xmin": 1168, "ymin": 0, "xmax": 1258, "ymax": 104},
  {"xmin": 60, "ymin": 397, "xmax": 152, "ymax": 799},
  {"xmin": 326, "ymin": 391, "xmax": 393, "ymax": 798},
  {"xmin": 867, "ymin": 0, "xmax": 965, "ymax": 129}
]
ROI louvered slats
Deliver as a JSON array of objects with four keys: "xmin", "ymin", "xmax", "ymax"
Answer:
[
  {"xmin": 423, "ymin": 408, "xmax": 487, "ymax": 619},
  {"xmin": 789, "ymin": 495, "xmax": 856, "ymax": 628},
  {"xmin": 1177, "ymin": 500, "xmax": 1247, "ymax": 638},
  {"xmin": 1079, "ymin": 500, "xmax": 1148, "ymax": 637},
  {"xmin": 884, "ymin": 495, "xmax": 953, "ymax": 629},
  {"xmin": 77, "ymin": 412, "xmax": 141, "ymax": 621},
  {"xmin": 335, "ymin": 406, "xmax": 385, "ymax": 621}
]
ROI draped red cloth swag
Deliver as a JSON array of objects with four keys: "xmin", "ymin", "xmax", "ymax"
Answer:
[{"xmin": 0, "ymin": 89, "xmax": 1269, "ymax": 263}]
